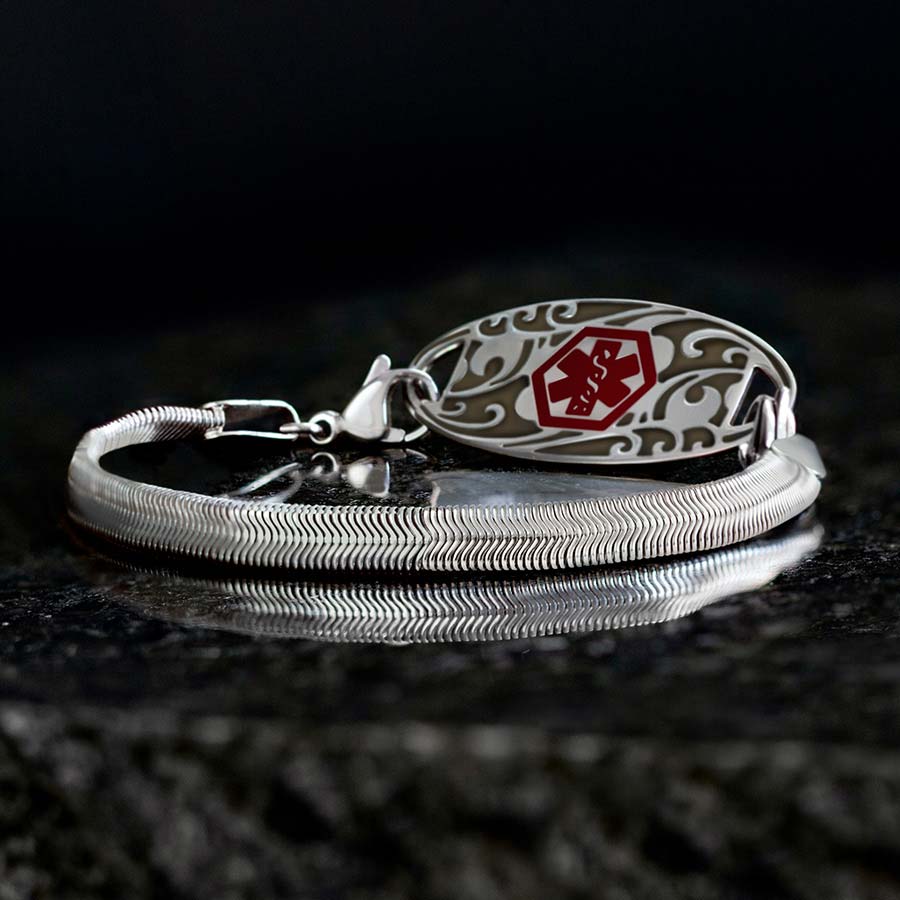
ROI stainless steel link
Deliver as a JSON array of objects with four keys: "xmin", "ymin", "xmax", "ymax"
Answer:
[{"xmin": 68, "ymin": 403, "xmax": 822, "ymax": 573}]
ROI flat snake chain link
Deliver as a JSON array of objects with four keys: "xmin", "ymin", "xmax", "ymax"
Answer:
[
  {"xmin": 112, "ymin": 520, "xmax": 822, "ymax": 642},
  {"xmin": 68, "ymin": 405, "xmax": 821, "ymax": 573}
]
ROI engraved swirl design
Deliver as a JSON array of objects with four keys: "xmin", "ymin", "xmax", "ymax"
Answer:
[
  {"xmin": 68, "ymin": 405, "xmax": 821, "ymax": 573},
  {"xmin": 410, "ymin": 299, "xmax": 797, "ymax": 464}
]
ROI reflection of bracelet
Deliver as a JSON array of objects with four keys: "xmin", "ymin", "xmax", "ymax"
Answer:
[
  {"xmin": 68, "ymin": 298, "xmax": 825, "ymax": 573},
  {"xmin": 100, "ymin": 517, "xmax": 824, "ymax": 643}
]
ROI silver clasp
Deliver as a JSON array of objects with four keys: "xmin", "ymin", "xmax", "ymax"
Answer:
[
  {"xmin": 204, "ymin": 356, "xmax": 438, "ymax": 445},
  {"xmin": 280, "ymin": 355, "xmax": 439, "ymax": 445},
  {"xmin": 203, "ymin": 399, "xmax": 305, "ymax": 441}
]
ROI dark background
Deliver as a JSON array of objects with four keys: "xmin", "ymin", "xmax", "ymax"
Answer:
[
  {"xmin": 3, "ymin": 0, "xmax": 898, "ymax": 345},
  {"xmin": 3, "ymin": 5, "xmax": 900, "ymax": 898}
]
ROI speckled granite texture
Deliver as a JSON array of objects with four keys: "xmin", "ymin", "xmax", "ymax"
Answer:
[{"xmin": 2, "ymin": 247, "xmax": 898, "ymax": 899}]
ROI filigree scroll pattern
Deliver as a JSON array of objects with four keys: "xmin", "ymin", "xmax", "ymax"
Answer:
[{"xmin": 410, "ymin": 299, "xmax": 795, "ymax": 464}]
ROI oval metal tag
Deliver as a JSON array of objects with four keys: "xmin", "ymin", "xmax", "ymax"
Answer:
[{"xmin": 409, "ymin": 299, "xmax": 796, "ymax": 464}]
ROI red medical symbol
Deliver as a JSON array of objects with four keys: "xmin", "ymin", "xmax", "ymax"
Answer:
[{"xmin": 531, "ymin": 327, "xmax": 657, "ymax": 431}]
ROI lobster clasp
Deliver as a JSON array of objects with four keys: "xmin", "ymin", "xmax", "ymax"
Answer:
[{"xmin": 284, "ymin": 355, "xmax": 439, "ymax": 445}]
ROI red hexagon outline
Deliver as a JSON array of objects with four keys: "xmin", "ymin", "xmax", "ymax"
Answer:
[{"xmin": 531, "ymin": 327, "xmax": 657, "ymax": 431}]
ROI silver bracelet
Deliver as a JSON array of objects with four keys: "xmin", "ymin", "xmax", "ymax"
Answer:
[
  {"xmin": 99, "ymin": 516, "xmax": 823, "ymax": 642},
  {"xmin": 68, "ymin": 298, "xmax": 825, "ymax": 573}
]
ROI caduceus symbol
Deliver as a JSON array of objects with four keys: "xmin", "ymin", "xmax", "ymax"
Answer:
[{"xmin": 548, "ymin": 338, "xmax": 641, "ymax": 416}]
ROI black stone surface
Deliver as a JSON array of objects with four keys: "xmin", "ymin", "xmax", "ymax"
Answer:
[{"xmin": 2, "ymin": 247, "xmax": 899, "ymax": 899}]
